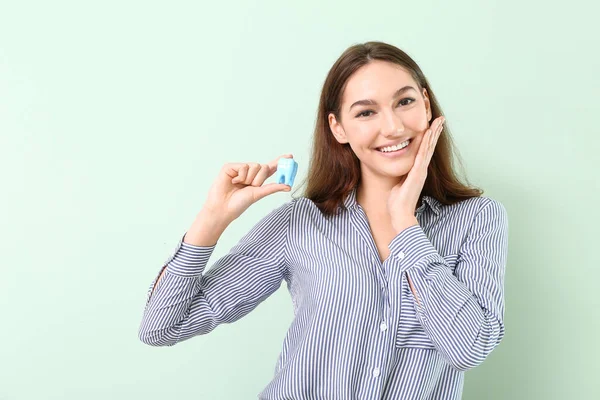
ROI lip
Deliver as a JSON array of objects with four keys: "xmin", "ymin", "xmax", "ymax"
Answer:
[
  {"xmin": 375, "ymin": 138, "xmax": 412, "ymax": 150},
  {"xmin": 375, "ymin": 139, "xmax": 412, "ymax": 157}
]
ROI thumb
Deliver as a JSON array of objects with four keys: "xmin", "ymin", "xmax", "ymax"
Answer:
[
  {"xmin": 268, "ymin": 153, "xmax": 294, "ymax": 173},
  {"xmin": 252, "ymin": 183, "xmax": 291, "ymax": 201}
]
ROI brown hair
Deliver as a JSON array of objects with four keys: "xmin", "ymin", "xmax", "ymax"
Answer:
[{"xmin": 292, "ymin": 41, "xmax": 483, "ymax": 216}]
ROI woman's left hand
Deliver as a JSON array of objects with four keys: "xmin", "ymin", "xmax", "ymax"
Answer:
[{"xmin": 388, "ymin": 116, "xmax": 446, "ymax": 234}]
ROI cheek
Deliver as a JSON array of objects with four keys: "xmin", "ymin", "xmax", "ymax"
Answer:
[
  {"xmin": 348, "ymin": 125, "xmax": 378, "ymax": 148},
  {"xmin": 412, "ymin": 131, "xmax": 426, "ymax": 150},
  {"xmin": 406, "ymin": 108, "xmax": 429, "ymax": 132},
  {"xmin": 415, "ymin": 112, "xmax": 429, "ymax": 133},
  {"xmin": 356, "ymin": 123, "xmax": 376, "ymax": 137}
]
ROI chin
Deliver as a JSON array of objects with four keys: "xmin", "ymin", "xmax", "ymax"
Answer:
[
  {"xmin": 374, "ymin": 164, "xmax": 410, "ymax": 179},
  {"xmin": 360, "ymin": 155, "xmax": 413, "ymax": 178},
  {"xmin": 388, "ymin": 170, "xmax": 411, "ymax": 179}
]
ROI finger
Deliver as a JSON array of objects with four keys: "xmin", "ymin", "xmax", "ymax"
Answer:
[
  {"xmin": 423, "ymin": 132, "xmax": 435, "ymax": 167},
  {"xmin": 232, "ymin": 164, "xmax": 249, "ymax": 184},
  {"xmin": 429, "ymin": 126, "xmax": 438, "ymax": 148},
  {"xmin": 242, "ymin": 163, "xmax": 262, "ymax": 184},
  {"xmin": 425, "ymin": 128, "xmax": 441, "ymax": 164},
  {"xmin": 427, "ymin": 121, "xmax": 441, "ymax": 149},
  {"xmin": 224, "ymin": 163, "xmax": 249, "ymax": 179},
  {"xmin": 426, "ymin": 116, "xmax": 444, "ymax": 137},
  {"xmin": 267, "ymin": 153, "xmax": 294, "ymax": 174},
  {"xmin": 412, "ymin": 119, "xmax": 444, "ymax": 176},
  {"xmin": 425, "ymin": 130, "xmax": 436, "ymax": 159},
  {"xmin": 251, "ymin": 163, "xmax": 271, "ymax": 186},
  {"xmin": 252, "ymin": 183, "xmax": 291, "ymax": 201},
  {"xmin": 416, "ymin": 129, "xmax": 431, "ymax": 166},
  {"xmin": 430, "ymin": 119, "xmax": 444, "ymax": 149},
  {"xmin": 421, "ymin": 129, "xmax": 437, "ymax": 168},
  {"xmin": 436, "ymin": 117, "xmax": 445, "ymax": 135},
  {"xmin": 433, "ymin": 124, "xmax": 443, "ymax": 147},
  {"xmin": 434, "ymin": 117, "xmax": 445, "ymax": 142},
  {"xmin": 432, "ymin": 115, "xmax": 445, "ymax": 127}
]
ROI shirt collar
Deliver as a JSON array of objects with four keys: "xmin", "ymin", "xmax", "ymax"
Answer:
[{"xmin": 342, "ymin": 186, "xmax": 441, "ymax": 216}]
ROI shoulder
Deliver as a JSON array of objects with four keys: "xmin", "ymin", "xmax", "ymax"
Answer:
[
  {"xmin": 437, "ymin": 196, "xmax": 508, "ymax": 236},
  {"xmin": 470, "ymin": 196, "xmax": 507, "ymax": 220},
  {"xmin": 283, "ymin": 195, "xmax": 340, "ymax": 227},
  {"xmin": 443, "ymin": 195, "xmax": 507, "ymax": 217},
  {"xmin": 289, "ymin": 195, "xmax": 325, "ymax": 216},
  {"xmin": 446, "ymin": 196, "xmax": 509, "ymax": 237},
  {"xmin": 248, "ymin": 198, "xmax": 298, "ymax": 231}
]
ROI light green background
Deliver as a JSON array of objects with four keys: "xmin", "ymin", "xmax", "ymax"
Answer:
[{"xmin": 1, "ymin": 0, "xmax": 598, "ymax": 399}]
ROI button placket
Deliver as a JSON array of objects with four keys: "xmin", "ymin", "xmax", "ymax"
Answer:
[{"xmin": 379, "ymin": 321, "xmax": 388, "ymax": 332}]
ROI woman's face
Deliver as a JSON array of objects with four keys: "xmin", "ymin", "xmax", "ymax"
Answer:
[{"xmin": 328, "ymin": 60, "xmax": 432, "ymax": 185}]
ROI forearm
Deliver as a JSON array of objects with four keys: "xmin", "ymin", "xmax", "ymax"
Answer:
[
  {"xmin": 150, "ymin": 208, "xmax": 231, "ymax": 296},
  {"xmin": 389, "ymin": 221, "xmax": 506, "ymax": 371},
  {"xmin": 405, "ymin": 262, "xmax": 504, "ymax": 371},
  {"xmin": 140, "ymin": 209, "xmax": 230, "ymax": 346},
  {"xmin": 184, "ymin": 207, "xmax": 232, "ymax": 246},
  {"xmin": 139, "ymin": 241, "xmax": 218, "ymax": 346},
  {"xmin": 140, "ymin": 201, "xmax": 294, "ymax": 347}
]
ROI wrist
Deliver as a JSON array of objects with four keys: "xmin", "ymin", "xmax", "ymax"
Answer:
[
  {"xmin": 183, "ymin": 209, "xmax": 231, "ymax": 246},
  {"xmin": 197, "ymin": 206, "xmax": 232, "ymax": 225},
  {"xmin": 392, "ymin": 215, "xmax": 419, "ymax": 234}
]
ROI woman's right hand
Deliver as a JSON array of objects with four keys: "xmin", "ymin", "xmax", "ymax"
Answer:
[{"xmin": 201, "ymin": 154, "xmax": 294, "ymax": 223}]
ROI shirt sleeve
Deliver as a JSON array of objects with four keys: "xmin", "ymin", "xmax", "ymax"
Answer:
[
  {"xmin": 138, "ymin": 200, "xmax": 295, "ymax": 347},
  {"xmin": 388, "ymin": 198, "xmax": 509, "ymax": 371}
]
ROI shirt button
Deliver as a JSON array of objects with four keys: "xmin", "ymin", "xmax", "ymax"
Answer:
[
  {"xmin": 398, "ymin": 251, "xmax": 405, "ymax": 259},
  {"xmin": 380, "ymin": 322, "xmax": 388, "ymax": 332},
  {"xmin": 373, "ymin": 367, "xmax": 380, "ymax": 378}
]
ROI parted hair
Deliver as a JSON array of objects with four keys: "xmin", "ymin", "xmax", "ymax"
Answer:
[{"xmin": 292, "ymin": 41, "xmax": 483, "ymax": 216}]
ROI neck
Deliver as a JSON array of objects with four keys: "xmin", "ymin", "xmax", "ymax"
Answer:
[{"xmin": 355, "ymin": 176, "xmax": 421, "ymax": 214}]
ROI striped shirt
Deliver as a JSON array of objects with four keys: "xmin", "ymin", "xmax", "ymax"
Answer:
[{"xmin": 139, "ymin": 186, "xmax": 509, "ymax": 399}]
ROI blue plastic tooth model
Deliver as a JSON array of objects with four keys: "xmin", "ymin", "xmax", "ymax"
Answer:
[{"xmin": 276, "ymin": 157, "xmax": 298, "ymax": 187}]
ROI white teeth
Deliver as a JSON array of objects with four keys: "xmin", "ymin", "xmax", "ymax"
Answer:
[{"xmin": 378, "ymin": 140, "xmax": 410, "ymax": 153}]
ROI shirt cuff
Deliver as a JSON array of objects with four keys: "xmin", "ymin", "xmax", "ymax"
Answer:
[
  {"xmin": 164, "ymin": 233, "xmax": 217, "ymax": 277},
  {"xmin": 405, "ymin": 268, "xmax": 429, "ymax": 319},
  {"xmin": 388, "ymin": 224, "xmax": 438, "ymax": 273}
]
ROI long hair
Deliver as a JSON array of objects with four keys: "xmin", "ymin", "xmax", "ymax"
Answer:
[{"xmin": 292, "ymin": 41, "xmax": 483, "ymax": 216}]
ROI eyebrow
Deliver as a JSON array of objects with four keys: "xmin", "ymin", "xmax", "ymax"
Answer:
[{"xmin": 349, "ymin": 85, "xmax": 417, "ymax": 111}]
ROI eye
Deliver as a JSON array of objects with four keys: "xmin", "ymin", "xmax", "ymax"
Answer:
[
  {"xmin": 355, "ymin": 98, "xmax": 416, "ymax": 118},
  {"xmin": 356, "ymin": 110, "xmax": 374, "ymax": 118}
]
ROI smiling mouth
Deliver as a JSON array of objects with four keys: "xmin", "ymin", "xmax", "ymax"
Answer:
[{"xmin": 375, "ymin": 139, "xmax": 412, "ymax": 152}]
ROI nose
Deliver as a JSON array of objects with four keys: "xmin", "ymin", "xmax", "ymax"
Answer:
[{"xmin": 381, "ymin": 109, "xmax": 404, "ymax": 137}]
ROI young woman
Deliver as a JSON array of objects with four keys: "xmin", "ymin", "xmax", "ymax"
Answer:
[{"xmin": 139, "ymin": 41, "xmax": 509, "ymax": 400}]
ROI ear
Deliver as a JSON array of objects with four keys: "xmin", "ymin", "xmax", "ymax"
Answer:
[
  {"xmin": 422, "ymin": 88, "xmax": 432, "ymax": 122},
  {"xmin": 328, "ymin": 113, "xmax": 349, "ymax": 144}
]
